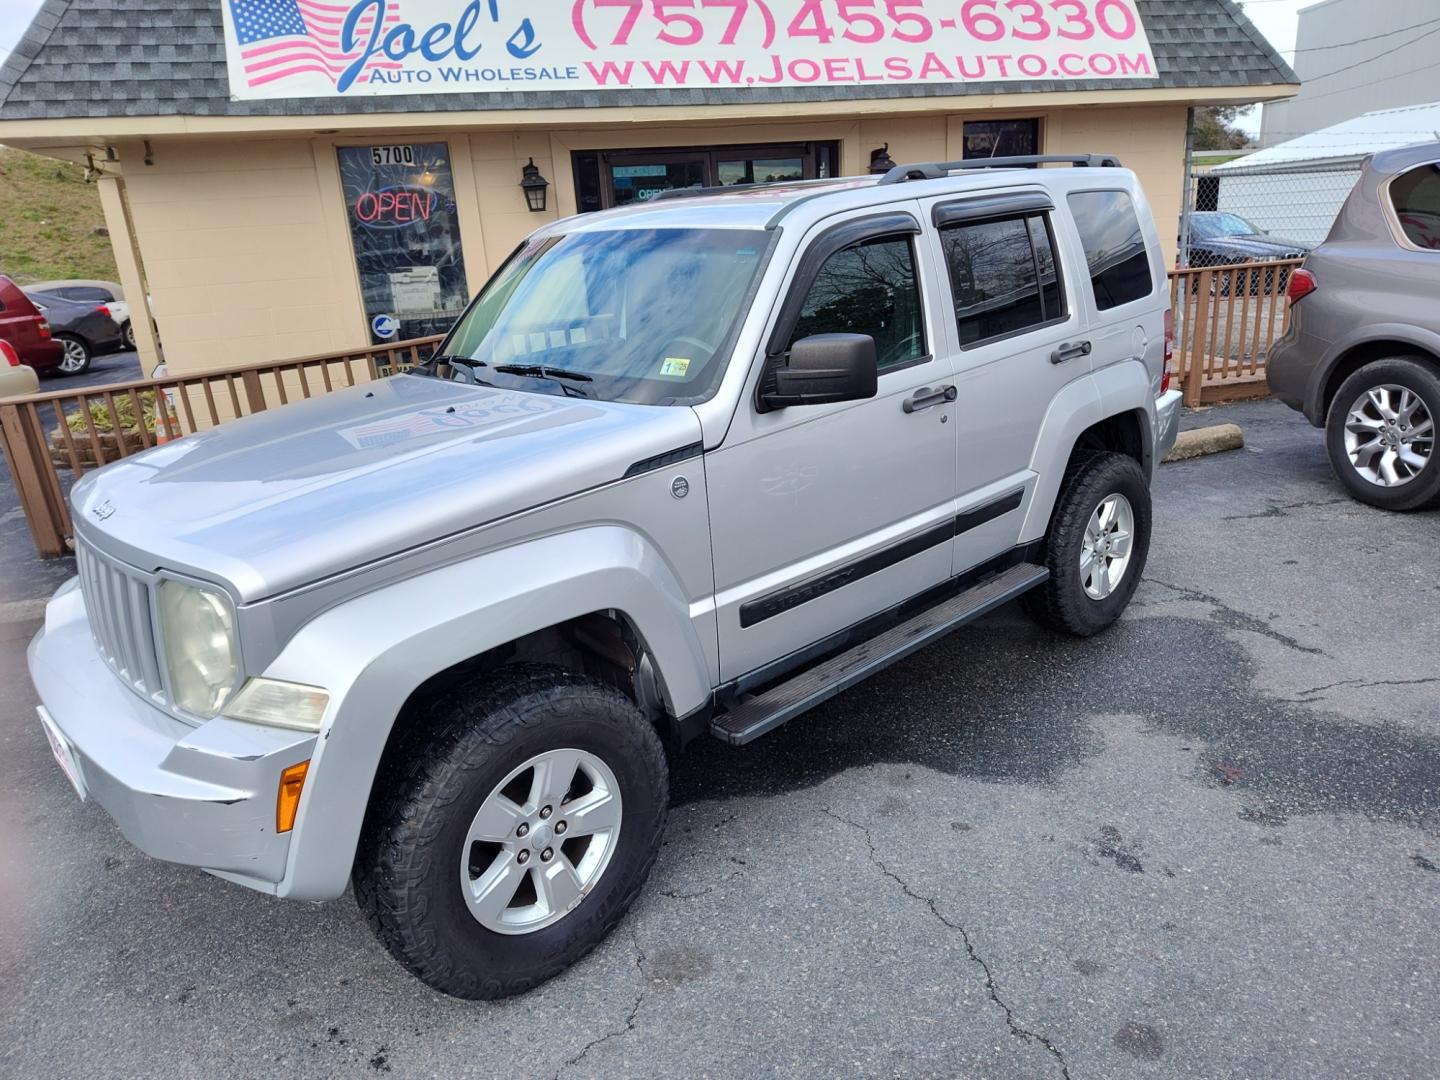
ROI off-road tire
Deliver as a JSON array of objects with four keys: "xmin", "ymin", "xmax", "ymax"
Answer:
[
  {"xmin": 1023, "ymin": 451, "xmax": 1152, "ymax": 637},
  {"xmin": 1325, "ymin": 357, "xmax": 1440, "ymax": 512},
  {"xmin": 353, "ymin": 665, "xmax": 669, "ymax": 1000}
]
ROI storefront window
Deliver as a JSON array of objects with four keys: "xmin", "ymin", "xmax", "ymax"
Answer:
[
  {"xmin": 962, "ymin": 120, "xmax": 1041, "ymax": 161},
  {"xmin": 573, "ymin": 142, "xmax": 840, "ymax": 210},
  {"xmin": 338, "ymin": 142, "xmax": 469, "ymax": 344}
]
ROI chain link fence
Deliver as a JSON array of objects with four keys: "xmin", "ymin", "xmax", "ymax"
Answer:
[
  {"xmin": 1171, "ymin": 158, "xmax": 1358, "ymax": 399},
  {"xmin": 1180, "ymin": 163, "xmax": 1359, "ymax": 267}
]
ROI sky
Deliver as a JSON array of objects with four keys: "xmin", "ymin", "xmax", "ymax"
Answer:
[{"xmin": 0, "ymin": 0, "xmax": 1310, "ymax": 127}]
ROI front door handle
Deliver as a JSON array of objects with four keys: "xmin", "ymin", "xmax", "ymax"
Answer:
[
  {"xmin": 1050, "ymin": 340, "xmax": 1092, "ymax": 365},
  {"xmin": 903, "ymin": 384, "xmax": 957, "ymax": 413}
]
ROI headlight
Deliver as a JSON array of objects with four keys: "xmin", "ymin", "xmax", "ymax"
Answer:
[
  {"xmin": 222, "ymin": 678, "xmax": 329, "ymax": 732},
  {"xmin": 157, "ymin": 579, "xmax": 238, "ymax": 718}
]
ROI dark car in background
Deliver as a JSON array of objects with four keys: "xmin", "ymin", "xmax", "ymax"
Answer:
[
  {"xmin": 1267, "ymin": 142, "xmax": 1440, "ymax": 512},
  {"xmin": 1183, "ymin": 211, "xmax": 1312, "ymax": 296},
  {"xmin": 0, "ymin": 274, "xmax": 62, "ymax": 376},
  {"xmin": 27, "ymin": 279, "xmax": 135, "ymax": 349},
  {"xmin": 1186, "ymin": 211, "xmax": 1312, "ymax": 266},
  {"xmin": 24, "ymin": 289, "xmax": 124, "ymax": 375}
]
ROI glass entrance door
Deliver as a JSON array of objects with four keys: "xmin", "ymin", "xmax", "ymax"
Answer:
[
  {"xmin": 606, "ymin": 153, "xmax": 709, "ymax": 206},
  {"xmin": 574, "ymin": 142, "xmax": 840, "ymax": 212}
]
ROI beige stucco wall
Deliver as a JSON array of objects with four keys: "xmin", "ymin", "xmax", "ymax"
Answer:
[{"xmin": 114, "ymin": 101, "xmax": 1187, "ymax": 377}]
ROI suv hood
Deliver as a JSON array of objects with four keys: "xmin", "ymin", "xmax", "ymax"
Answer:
[{"xmin": 72, "ymin": 374, "xmax": 702, "ymax": 601}]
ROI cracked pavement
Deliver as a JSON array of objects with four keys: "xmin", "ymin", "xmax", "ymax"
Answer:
[{"xmin": 3, "ymin": 398, "xmax": 1439, "ymax": 1078}]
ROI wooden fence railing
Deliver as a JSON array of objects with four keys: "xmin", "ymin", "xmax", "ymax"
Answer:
[
  {"xmin": 1, "ymin": 257, "xmax": 1303, "ymax": 559},
  {"xmin": 0, "ymin": 335, "xmax": 441, "ymax": 557},
  {"xmin": 1169, "ymin": 257, "xmax": 1302, "ymax": 407}
]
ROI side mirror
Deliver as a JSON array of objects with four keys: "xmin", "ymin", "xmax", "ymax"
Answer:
[{"xmin": 760, "ymin": 333, "xmax": 878, "ymax": 411}]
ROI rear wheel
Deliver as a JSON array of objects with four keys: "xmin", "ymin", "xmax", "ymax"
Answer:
[
  {"xmin": 122, "ymin": 321, "xmax": 136, "ymax": 350},
  {"xmin": 1024, "ymin": 452, "xmax": 1152, "ymax": 637},
  {"xmin": 54, "ymin": 334, "xmax": 91, "ymax": 375},
  {"xmin": 1325, "ymin": 357, "xmax": 1440, "ymax": 512},
  {"xmin": 353, "ymin": 666, "xmax": 669, "ymax": 999}
]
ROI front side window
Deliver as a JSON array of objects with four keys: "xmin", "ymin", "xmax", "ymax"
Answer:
[
  {"xmin": 789, "ymin": 235, "xmax": 926, "ymax": 372},
  {"xmin": 1068, "ymin": 190, "xmax": 1155, "ymax": 310},
  {"xmin": 942, "ymin": 214, "xmax": 1065, "ymax": 346},
  {"xmin": 435, "ymin": 228, "xmax": 768, "ymax": 404},
  {"xmin": 1389, "ymin": 162, "xmax": 1440, "ymax": 250}
]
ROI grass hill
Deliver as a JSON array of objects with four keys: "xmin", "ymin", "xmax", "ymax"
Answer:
[{"xmin": 0, "ymin": 146, "xmax": 118, "ymax": 284}]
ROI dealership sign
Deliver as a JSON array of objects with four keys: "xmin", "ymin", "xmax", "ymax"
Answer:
[{"xmin": 223, "ymin": 0, "xmax": 1155, "ymax": 100}]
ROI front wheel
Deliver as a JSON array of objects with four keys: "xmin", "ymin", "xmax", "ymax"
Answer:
[
  {"xmin": 353, "ymin": 666, "xmax": 669, "ymax": 1000},
  {"xmin": 1325, "ymin": 357, "xmax": 1440, "ymax": 512},
  {"xmin": 1023, "ymin": 452, "xmax": 1152, "ymax": 637}
]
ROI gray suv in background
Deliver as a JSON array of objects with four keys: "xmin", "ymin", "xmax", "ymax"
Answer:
[{"xmin": 1267, "ymin": 143, "xmax": 1440, "ymax": 511}]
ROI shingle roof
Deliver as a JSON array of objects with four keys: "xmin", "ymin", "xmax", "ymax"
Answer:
[{"xmin": 0, "ymin": 0, "xmax": 1296, "ymax": 122}]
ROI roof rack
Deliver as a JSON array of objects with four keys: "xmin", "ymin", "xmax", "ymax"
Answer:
[
  {"xmin": 877, "ymin": 154, "xmax": 1122, "ymax": 185},
  {"xmin": 651, "ymin": 176, "xmax": 860, "ymax": 202}
]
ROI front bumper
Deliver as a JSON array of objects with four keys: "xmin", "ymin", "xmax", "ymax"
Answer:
[
  {"xmin": 1154, "ymin": 388, "xmax": 1183, "ymax": 465},
  {"xmin": 26, "ymin": 580, "xmax": 314, "ymax": 892}
]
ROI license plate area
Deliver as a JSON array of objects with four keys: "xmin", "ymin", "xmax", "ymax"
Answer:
[{"xmin": 37, "ymin": 707, "xmax": 87, "ymax": 801}]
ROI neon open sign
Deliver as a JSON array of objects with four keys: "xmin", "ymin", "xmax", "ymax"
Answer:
[{"xmin": 354, "ymin": 185, "xmax": 436, "ymax": 229}]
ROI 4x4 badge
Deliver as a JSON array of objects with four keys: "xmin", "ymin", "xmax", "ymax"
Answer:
[{"xmin": 91, "ymin": 500, "xmax": 116, "ymax": 521}]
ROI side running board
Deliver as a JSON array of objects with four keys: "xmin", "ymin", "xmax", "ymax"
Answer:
[{"xmin": 710, "ymin": 562, "xmax": 1049, "ymax": 746}]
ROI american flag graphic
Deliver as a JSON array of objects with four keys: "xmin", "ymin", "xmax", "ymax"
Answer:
[{"xmin": 228, "ymin": 0, "xmax": 402, "ymax": 89}]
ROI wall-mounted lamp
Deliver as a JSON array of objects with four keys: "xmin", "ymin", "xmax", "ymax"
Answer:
[
  {"xmin": 520, "ymin": 157, "xmax": 550, "ymax": 212},
  {"xmin": 868, "ymin": 143, "xmax": 896, "ymax": 175}
]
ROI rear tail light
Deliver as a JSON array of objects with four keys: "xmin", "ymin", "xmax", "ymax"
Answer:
[
  {"xmin": 1160, "ymin": 309, "xmax": 1175, "ymax": 395},
  {"xmin": 36, "ymin": 319, "xmax": 52, "ymax": 340},
  {"xmin": 96, "ymin": 304, "xmax": 112, "ymax": 319},
  {"xmin": 0, "ymin": 340, "xmax": 19, "ymax": 367},
  {"xmin": 1287, "ymin": 268, "xmax": 1317, "ymax": 305}
]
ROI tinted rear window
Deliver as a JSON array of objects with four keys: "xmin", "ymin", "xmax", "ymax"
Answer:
[
  {"xmin": 1067, "ymin": 190, "xmax": 1155, "ymax": 310},
  {"xmin": 1389, "ymin": 162, "xmax": 1440, "ymax": 250}
]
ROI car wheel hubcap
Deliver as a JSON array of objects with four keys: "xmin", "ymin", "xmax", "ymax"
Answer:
[
  {"xmin": 460, "ymin": 747, "xmax": 622, "ymax": 935},
  {"xmin": 1344, "ymin": 384, "xmax": 1433, "ymax": 488},
  {"xmin": 59, "ymin": 341, "xmax": 86, "ymax": 372},
  {"xmin": 1080, "ymin": 493, "xmax": 1135, "ymax": 601}
]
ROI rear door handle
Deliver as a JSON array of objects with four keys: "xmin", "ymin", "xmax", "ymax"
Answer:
[
  {"xmin": 903, "ymin": 384, "xmax": 957, "ymax": 413},
  {"xmin": 1050, "ymin": 340, "xmax": 1092, "ymax": 365}
]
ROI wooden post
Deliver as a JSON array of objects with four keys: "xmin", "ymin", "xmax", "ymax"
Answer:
[
  {"xmin": 1186, "ymin": 270, "xmax": 1214, "ymax": 407},
  {"xmin": 0, "ymin": 403, "xmax": 69, "ymax": 557},
  {"xmin": 241, "ymin": 369, "xmax": 268, "ymax": 414}
]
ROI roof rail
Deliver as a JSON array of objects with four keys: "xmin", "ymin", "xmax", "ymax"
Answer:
[
  {"xmin": 652, "ymin": 176, "xmax": 858, "ymax": 202},
  {"xmin": 877, "ymin": 154, "xmax": 1122, "ymax": 185}
]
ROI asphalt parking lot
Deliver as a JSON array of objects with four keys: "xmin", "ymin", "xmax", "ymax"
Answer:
[{"xmin": 2, "ymin": 397, "xmax": 1437, "ymax": 1079}]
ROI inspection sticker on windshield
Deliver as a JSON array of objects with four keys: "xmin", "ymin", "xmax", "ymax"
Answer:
[{"xmin": 659, "ymin": 357, "xmax": 691, "ymax": 378}]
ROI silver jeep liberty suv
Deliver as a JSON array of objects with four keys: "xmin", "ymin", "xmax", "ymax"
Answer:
[{"xmin": 29, "ymin": 154, "xmax": 1182, "ymax": 998}]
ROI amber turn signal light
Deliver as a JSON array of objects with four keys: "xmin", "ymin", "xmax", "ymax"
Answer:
[{"xmin": 276, "ymin": 760, "xmax": 310, "ymax": 833}]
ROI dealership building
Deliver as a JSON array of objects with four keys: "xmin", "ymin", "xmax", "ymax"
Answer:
[{"xmin": 0, "ymin": 0, "xmax": 1296, "ymax": 377}]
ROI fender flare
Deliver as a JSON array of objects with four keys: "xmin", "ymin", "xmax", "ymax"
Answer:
[
  {"xmin": 1308, "ymin": 323, "xmax": 1440, "ymax": 422},
  {"xmin": 265, "ymin": 525, "xmax": 712, "ymax": 900},
  {"xmin": 1019, "ymin": 361, "xmax": 1156, "ymax": 542}
]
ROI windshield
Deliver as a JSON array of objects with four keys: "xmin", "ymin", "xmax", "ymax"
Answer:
[
  {"xmin": 428, "ymin": 228, "xmax": 770, "ymax": 404},
  {"xmin": 1193, "ymin": 213, "xmax": 1260, "ymax": 240}
]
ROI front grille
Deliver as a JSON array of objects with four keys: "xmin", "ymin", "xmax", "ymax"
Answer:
[{"xmin": 76, "ymin": 540, "xmax": 165, "ymax": 701}]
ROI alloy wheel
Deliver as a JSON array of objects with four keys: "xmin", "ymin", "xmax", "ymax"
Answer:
[
  {"xmin": 1080, "ymin": 493, "xmax": 1135, "ymax": 601},
  {"xmin": 1344, "ymin": 384, "xmax": 1433, "ymax": 488},
  {"xmin": 58, "ymin": 338, "xmax": 88, "ymax": 373},
  {"xmin": 460, "ymin": 747, "xmax": 622, "ymax": 935}
]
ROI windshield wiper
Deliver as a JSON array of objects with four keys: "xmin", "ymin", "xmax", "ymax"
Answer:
[
  {"xmin": 419, "ymin": 354, "xmax": 490, "ymax": 384},
  {"xmin": 492, "ymin": 363, "xmax": 593, "ymax": 383}
]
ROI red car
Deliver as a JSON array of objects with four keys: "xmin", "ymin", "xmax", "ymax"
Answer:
[{"xmin": 0, "ymin": 274, "xmax": 62, "ymax": 374}]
